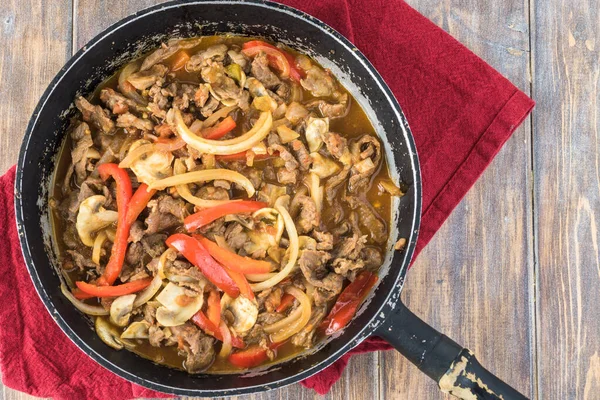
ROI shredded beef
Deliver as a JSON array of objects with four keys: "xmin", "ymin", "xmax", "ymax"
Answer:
[
  {"xmin": 127, "ymin": 64, "xmax": 168, "ymax": 91},
  {"xmin": 116, "ymin": 112, "xmax": 154, "ymax": 131},
  {"xmin": 290, "ymin": 194, "xmax": 319, "ymax": 234},
  {"xmin": 170, "ymin": 323, "xmax": 215, "ymax": 373},
  {"xmin": 251, "ymin": 52, "xmax": 281, "ymax": 89},
  {"xmin": 75, "ymin": 96, "xmax": 115, "ymax": 134},
  {"xmin": 290, "ymin": 139, "xmax": 311, "ymax": 171}
]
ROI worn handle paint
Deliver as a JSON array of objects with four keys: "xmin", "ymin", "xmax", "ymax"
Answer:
[{"xmin": 375, "ymin": 301, "xmax": 528, "ymax": 400}]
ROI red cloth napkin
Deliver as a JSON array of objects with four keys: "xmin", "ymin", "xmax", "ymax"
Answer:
[{"xmin": 0, "ymin": 0, "xmax": 534, "ymax": 398}]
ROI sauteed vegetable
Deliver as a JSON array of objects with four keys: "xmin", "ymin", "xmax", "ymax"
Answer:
[{"xmin": 51, "ymin": 36, "xmax": 402, "ymax": 373}]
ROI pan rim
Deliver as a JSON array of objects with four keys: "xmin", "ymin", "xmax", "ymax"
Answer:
[{"xmin": 14, "ymin": 0, "xmax": 422, "ymax": 396}]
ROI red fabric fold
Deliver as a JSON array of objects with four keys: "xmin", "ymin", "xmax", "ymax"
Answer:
[{"xmin": 0, "ymin": 0, "xmax": 533, "ymax": 398}]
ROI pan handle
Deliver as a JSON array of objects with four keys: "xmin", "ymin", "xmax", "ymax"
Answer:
[{"xmin": 374, "ymin": 301, "xmax": 528, "ymax": 400}]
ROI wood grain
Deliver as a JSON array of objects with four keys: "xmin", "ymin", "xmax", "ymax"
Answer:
[
  {"xmin": 0, "ymin": 0, "xmax": 72, "ymax": 175},
  {"xmin": 380, "ymin": 0, "xmax": 534, "ymax": 399},
  {"xmin": 533, "ymin": 1, "xmax": 600, "ymax": 399},
  {"xmin": 0, "ymin": 0, "xmax": 73, "ymax": 397}
]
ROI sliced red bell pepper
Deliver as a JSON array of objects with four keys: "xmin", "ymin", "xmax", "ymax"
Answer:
[
  {"xmin": 72, "ymin": 288, "xmax": 95, "ymax": 300},
  {"xmin": 221, "ymin": 266, "xmax": 254, "ymax": 300},
  {"xmin": 195, "ymin": 235, "xmax": 272, "ymax": 274},
  {"xmin": 96, "ymin": 163, "xmax": 132, "ymax": 286},
  {"xmin": 166, "ymin": 233, "xmax": 240, "ymax": 297},
  {"xmin": 320, "ymin": 271, "xmax": 378, "ymax": 335},
  {"xmin": 184, "ymin": 201, "xmax": 268, "ymax": 232},
  {"xmin": 215, "ymin": 151, "xmax": 275, "ymax": 162},
  {"xmin": 201, "ymin": 116, "xmax": 236, "ymax": 140},
  {"xmin": 126, "ymin": 183, "xmax": 157, "ymax": 226},
  {"xmin": 191, "ymin": 311, "xmax": 245, "ymax": 348},
  {"xmin": 207, "ymin": 290, "xmax": 221, "ymax": 327},
  {"xmin": 75, "ymin": 278, "xmax": 152, "ymax": 298},
  {"xmin": 242, "ymin": 40, "xmax": 304, "ymax": 81},
  {"xmin": 276, "ymin": 293, "xmax": 295, "ymax": 313},
  {"xmin": 228, "ymin": 342, "xmax": 283, "ymax": 368},
  {"xmin": 170, "ymin": 50, "xmax": 190, "ymax": 72}
]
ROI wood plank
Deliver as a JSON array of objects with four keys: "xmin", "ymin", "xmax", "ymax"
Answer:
[
  {"xmin": 380, "ymin": 1, "xmax": 534, "ymax": 398},
  {"xmin": 0, "ymin": 0, "xmax": 72, "ymax": 399},
  {"xmin": 73, "ymin": 1, "xmax": 380, "ymax": 399},
  {"xmin": 0, "ymin": 0, "xmax": 72, "ymax": 174},
  {"xmin": 533, "ymin": 1, "xmax": 600, "ymax": 399}
]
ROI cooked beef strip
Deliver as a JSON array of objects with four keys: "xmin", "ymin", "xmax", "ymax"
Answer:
[
  {"xmin": 335, "ymin": 233, "xmax": 367, "ymax": 260},
  {"xmin": 170, "ymin": 323, "xmax": 215, "ymax": 373},
  {"xmin": 323, "ymin": 131, "xmax": 348, "ymax": 160},
  {"xmin": 69, "ymin": 122, "xmax": 94, "ymax": 185},
  {"xmin": 99, "ymin": 88, "xmax": 137, "ymax": 115},
  {"xmin": 66, "ymin": 249, "xmax": 96, "ymax": 270},
  {"xmin": 297, "ymin": 55, "xmax": 337, "ymax": 97},
  {"xmin": 324, "ymin": 166, "xmax": 351, "ymax": 204},
  {"xmin": 224, "ymin": 222, "xmax": 248, "ymax": 251},
  {"xmin": 344, "ymin": 196, "xmax": 387, "ymax": 244},
  {"xmin": 194, "ymin": 84, "xmax": 210, "ymax": 107},
  {"xmin": 277, "ymin": 167, "xmax": 298, "ymax": 185},
  {"xmin": 291, "ymin": 306, "xmax": 327, "ymax": 348},
  {"xmin": 305, "ymin": 92, "xmax": 350, "ymax": 119},
  {"xmin": 186, "ymin": 44, "xmax": 228, "ymax": 71},
  {"xmin": 290, "ymin": 139, "xmax": 311, "ymax": 171},
  {"xmin": 116, "ymin": 112, "xmax": 154, "ymax": 131},
  {"xmin": 140, "ymin": 233, "xmax": 168, "ymax": 258},
  {"xmin": 172, "ymin": 83, "xmax": 198, "ymax": 110},
  {"xmin": 361, "ymin": 247, "xmax": 383, "ymax": 269},
  {"xmin": 262, "ymin": 287, "xmax": 283, "ymax": 313},
  {"xmin": 297, "ymin": 250, "xmax": 342, "ymax": 293},
  {"xmin": 332, "ymin": 258, "xmax": 365, "ymax": 278},
  {"xmin": 196, "ymin": 185, "xmax": 230, "ymax": 201},
  {"xmin": 270, "ymin": 144, "xmax": 299, "ymax": 171},
  {"xmin": 290, "ymin": 194, "xmax": 319, "ymax": 234},
  {"xmin": 141, "ymin": 38, "xmax": 203, "ymax": 70},
  {"xmin": 285, "ymin": 102, "xmax": 309, "ymax": 125},
  {"xmin": 312, "ymin": 230, "xmax": 334, "ymax": 250},
  {"xmin": 251, "ymin": 52, "xmax": 281, "ymax": 89},
  {"xmin": 75, "ymin": 96, "xmax": 115, "ymax": 134},
  {"xmin": 201, "ymin": 96, "xmax": 220, "ymax": 117},
  {"xmin": 201, "ymin": 61, "xmax": 243, "ymax": 102},
  {"xmin": 127, "ymin": 64, "xmax": 169, "ymax": 91},
  {"xmin": 352, "ymin": 134, "xmax": 382, "ymax": 166},
  {"xmin": 145, "ymin": 195, "xmax": 187, "ymax": 234}
]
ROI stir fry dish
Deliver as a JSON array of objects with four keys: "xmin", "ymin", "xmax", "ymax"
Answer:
[{"xmin": 51, "ymin": 36, "xmax": 403, "ymax": 373}]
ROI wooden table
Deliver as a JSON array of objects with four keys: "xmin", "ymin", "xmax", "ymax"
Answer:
[{"xmin": 1, "ymin": 0, "xmax": 597, "ymax": 399}]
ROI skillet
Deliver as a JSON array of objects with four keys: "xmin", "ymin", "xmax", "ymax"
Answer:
[{"xmin": 14, "ymin": 1, "xmax": 528, "ymax": 398}]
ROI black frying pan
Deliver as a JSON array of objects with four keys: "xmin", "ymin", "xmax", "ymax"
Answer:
[{"xmin": 14, "ymin": 1, "xmax": 528, "ymax": 398}]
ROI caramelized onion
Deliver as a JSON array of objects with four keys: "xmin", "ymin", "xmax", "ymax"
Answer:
[
  {"xmin": 148, "ymin": 169, "xmax": 256, "ymax": 197},
  {"xmin": 61, "ymin": 284, "xmax": 109, "ymax": 316},
  {"xmin": 173, "ymin": 159, "xmax": 241, "ymax": 208},
  {"xmin": 92, "ymin": 231, "xmax": 108, "ymax": 265},
  {"xmin": 249, "ymin": 196, "xmax": 299, "ymax": 292},
  {"xmin": 169, "ymin": 108, "xmax": 272, "ymax": 155},
  {"xmin": 218, "ymin": 321, "xmax": 233, "ymax": 358},
  {"xmin": 267, "ymin": 286, "xmax": 311, "ymax": 343}
]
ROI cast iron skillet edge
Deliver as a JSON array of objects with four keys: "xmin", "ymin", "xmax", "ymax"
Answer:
[{"xmin": 15, "ymin": 1, "xmax": 528, "ymax": 399}]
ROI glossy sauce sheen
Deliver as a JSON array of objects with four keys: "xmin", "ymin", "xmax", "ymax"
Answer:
[{"xmin": 50, "ymin": 35, "xmax": 393, "ymax": 373}]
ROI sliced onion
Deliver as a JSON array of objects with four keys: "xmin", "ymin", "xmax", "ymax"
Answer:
[
  {"xmin": 201, "ymin": 105, "xmax": 238, "ymax": 128},
  {"xmin": 250, "ymin": 196, "xmax": 299, "ymax": 292},
  {"xmin": 264, "ymin": 307, "xmax": 302, "ymax": 333},
  {"xmin": 61, "ymin": 284, "xmax": 109, "ymax": 316},
  {"xmin": 148, "ymin": 169, "xmax": 256, "ymax": 197},
  {"xmin": 169, "ymin": 108, "xmax": 272, "ymax": 155},
  {"xmin": 268, "ymin": 286, "xmax": 311, "ymax": 343},
  {"xmin": 305, "ymin": 173, "xmax": 323, "ymax": 214},
  {"xmin": 214, "ymin": 235, "xmax": 235, "ymax": 252},
  {"xmin": 133, "ymin": 274, "xmax": 164, "ymax": 308},
  {"xmin": 156, "ymin": 248, "xmax": 174, "ymax": 279},
  {"xmin": 172, "ymin": 159, "xmax": 241, "ymax": 208},
  {"xmin": 92, "ymin": 230, "xmax": 108, "ymax": 265},
  {"xmin": 189, "ymin": 119, "xmax": 203, "ymax": 134},
  {"xmin": 105, "ymin": 228, "xmax": 116, "ymax": 242},
  {"xmin": 218, "ymin": 321, "xmax": 233, "ymax": 358},
  {"xmin": 245, "ymin": 272, "xmax": 277, "ymax": 282}
]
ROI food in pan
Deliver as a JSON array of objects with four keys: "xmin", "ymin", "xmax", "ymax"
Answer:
[{"xmin": 51, "ymin": 36, "xmax": 402, "ymax": 373}]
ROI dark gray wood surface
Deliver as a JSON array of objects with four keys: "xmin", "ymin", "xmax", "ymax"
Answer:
[{"xmin": 1, "ymin": 0, "xmax": 595, "ymax": 399}]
